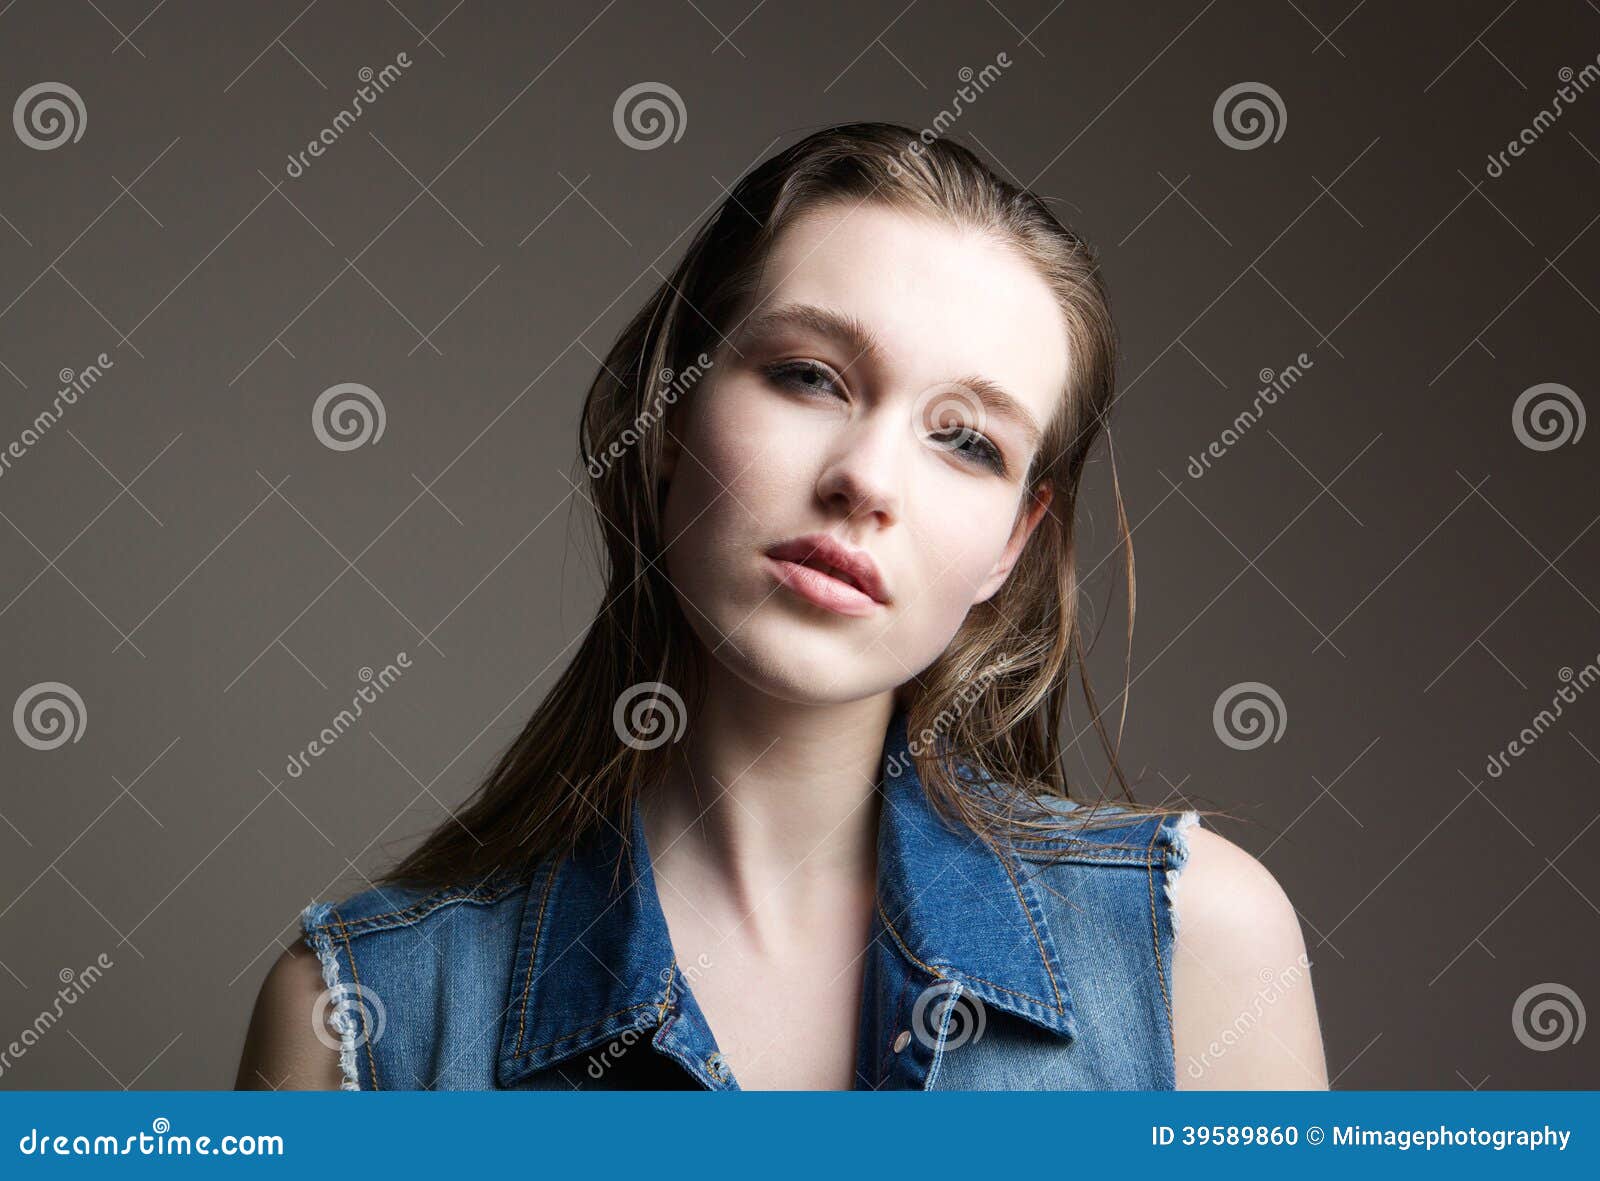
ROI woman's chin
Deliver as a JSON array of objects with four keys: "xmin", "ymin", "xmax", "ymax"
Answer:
[{"xmin": 709, "ymin": 622, "xmax": 889, "ymax": 706}]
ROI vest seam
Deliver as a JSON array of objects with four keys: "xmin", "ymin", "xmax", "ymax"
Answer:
[
  {"xmin": 875, "ymin": 895, "xmax": 1058, "ymax": 1013},
  {"xmin": 331, "ymin": 909, "xmax": 381, "ymax": 1091},
  {"xmin": 511, "ymin": 1001, "xmax": 660, "ymax": 1056},
  {"xmin": 659, "ymin": 961, "xmax": 676, "ymax": 1021},
  {"xmin": 991, "ymin": 848, "xmax": 1065, "ymax": 1012},
  {"xmin": 1025, "ymin": 837, "xmax": 1167, "ymax": 852},
  {"xmin": 513, "ymin": 859, "xmax": 562, "ymax": 1056},
  {"xmin": 314, "ymin": 879, "xmax": 522, "ymax": 937},
  {"xmin": 1145, "ymin": 820, "xmax": 1175, "ymax": 1058},
  {"xmin": 1013, "ymin": 846, "xmax": 1163, "ymax": 866}
]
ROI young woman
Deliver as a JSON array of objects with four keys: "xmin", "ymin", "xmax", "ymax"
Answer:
[{"xmin": 236, "ymin": 122, "xmax": 1328, "ymax": 1092}]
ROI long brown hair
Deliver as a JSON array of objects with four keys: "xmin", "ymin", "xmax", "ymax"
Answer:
[{"xmin": 379, "ymin": 121, "xmax": 1207, "ymax": 892}]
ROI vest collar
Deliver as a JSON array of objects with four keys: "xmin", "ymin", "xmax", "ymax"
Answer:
[
  {"xmin": 495, "ymin": 705, "xmax": 1077, "ymax": 1088},
  {"xmin": 872, "ymin": 707, "xmax": 1079, "ymax": 1041}
]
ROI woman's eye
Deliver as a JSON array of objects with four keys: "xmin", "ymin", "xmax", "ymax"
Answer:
[
  {"xmin": 763, "ymin": 360, "xmax": 842, "ymax": 398},
  {"xmin": 764, "ymin": 360, "xmax": 1009, "ymax": 476},
  {"xmin": 930, "ymin": 425, "xmax": 1008, "ymax": 476}
]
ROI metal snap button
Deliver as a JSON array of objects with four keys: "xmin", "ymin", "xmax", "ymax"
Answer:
[{"xmin": 892, "ymin": 1029, "xmax": 912, "ymax": 1053}]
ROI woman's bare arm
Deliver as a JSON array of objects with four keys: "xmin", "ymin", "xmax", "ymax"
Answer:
[
  {"xmin": 234, "ymin": 941, "xmax": 346, "ymax": 1090},
  {"xmin": 1171, "ymin": 825, "xmax": 1330, "ymax": 1089}
]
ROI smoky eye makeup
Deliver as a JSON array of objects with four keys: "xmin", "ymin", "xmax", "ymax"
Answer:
[
  {"xmin": 760, "ymin": 358, "xmax": 843, "ymax": 396},
  {"xmin": 758, "ymin": 358, "xmax": 1013, "ymax": 478}
]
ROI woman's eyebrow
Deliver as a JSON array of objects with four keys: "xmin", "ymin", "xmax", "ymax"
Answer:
[
  {"xmin": 946, "ymin": 373, "xmax": 1044, "ymax": 450},
  {"xmin": 738, "ymin": 301, "xmax": 1045, "ymax": 448},
  {"xmin": 739, "ymin": 301, "xmax": 882, "ymax": 366}
]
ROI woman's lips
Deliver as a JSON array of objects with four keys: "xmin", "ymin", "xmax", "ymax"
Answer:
[{"xmin": 765, "ymin": 555, "xmax": 883, "ymax": 617}]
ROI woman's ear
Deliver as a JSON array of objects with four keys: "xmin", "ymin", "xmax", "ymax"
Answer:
[{"xmin": 973, "ymin": 481, "xmax": 1053, "ymax": 604}]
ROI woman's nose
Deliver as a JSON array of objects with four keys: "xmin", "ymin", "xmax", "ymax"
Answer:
[{"xmin": 815, "ymin": 409, "xmax": 904, "ymax": 527}]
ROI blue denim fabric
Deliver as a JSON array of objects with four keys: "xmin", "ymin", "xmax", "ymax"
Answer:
[{"xmin": 301, "ymin": 707, "xmax": 1199, "ymax": 1090}]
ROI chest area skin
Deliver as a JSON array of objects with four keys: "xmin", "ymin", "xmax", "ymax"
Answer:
[{"xmin": 655, "ymin": 882, "xmax": 876, "ymax": 1090}]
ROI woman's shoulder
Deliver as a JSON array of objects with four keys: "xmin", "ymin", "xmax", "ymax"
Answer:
[
  {"xmin": 236, "ymin": 938, "xmax": 346, "ymax": 1089},
  {"xmin": 1003, "ymin": 797, "xmax": 1328, "ymax": 1086},
  {"xmin": 1015, "ymin": 799, "xmax": 1303, "ymax": 950},
  {"xmin": 239, "ymin": 871, "xmax": 535, "ymax": 1090},
  {"xmin": 1167, "ymin": 825, "xmax": 1330, "ymax": 1087},
  {"xmin": 1022, "ymin": 801, "xmax": 1302, "ymax": 975},
  {"xmin": 1170, "ymin": 825, "xmax": 1296, "ymax": 932}
]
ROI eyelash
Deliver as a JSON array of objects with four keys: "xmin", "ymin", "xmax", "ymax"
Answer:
[{"xmin": 760, "ymin": 360, "xmax": 1009, "ymax": 476}]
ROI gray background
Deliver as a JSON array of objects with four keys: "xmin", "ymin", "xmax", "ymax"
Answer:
[{"xmin": 1, "ymin": 0, "xmax": 1596, "ymax": 1090}]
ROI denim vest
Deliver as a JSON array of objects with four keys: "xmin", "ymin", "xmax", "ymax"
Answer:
[{"xmin": 300, "ymin": 708, "xmax": 1199, "ymax": 1090}]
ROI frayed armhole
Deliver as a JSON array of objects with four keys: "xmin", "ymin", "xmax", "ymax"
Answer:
[
  {"xmin": 1161, "ymin": 811, "xmax": 1202, "ymax": 939},
  {"xmin": 300, "ymin": 900, "xmax": 362, "ymax": 1091}
]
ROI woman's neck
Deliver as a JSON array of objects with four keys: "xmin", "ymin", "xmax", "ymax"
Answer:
[{"xmin": 639, "ymin": 684, "xmax": 893, "ymax": 950}]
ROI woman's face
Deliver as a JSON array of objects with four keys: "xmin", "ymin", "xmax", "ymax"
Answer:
[{"xmin": 659, "ymin": 199, "xmax": 1069, "ymax": 705}]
